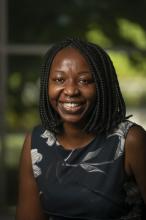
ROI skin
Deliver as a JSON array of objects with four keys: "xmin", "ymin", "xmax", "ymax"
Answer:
[
  {"xmin": 48, "ymin": 47, "xmax": 97, "ymax": 149},
  {"xmin": 16, "ymin": 133, "xmax": 47, "ymax": 220},
  {"xmin": 16, "ymin": 48, "xmax": 146, "ymax": 220},
  {"xmin": 125, "ymin": 125, "xmax": 146, "ymax": 205}
]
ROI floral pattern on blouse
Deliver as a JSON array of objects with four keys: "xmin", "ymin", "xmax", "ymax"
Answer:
[
  {"xmin": 59, "ymin": 121, "xmax": 134, "ymax": 174},
  {"xmin": 107, "ymin": 121, "xmax": 133, "ymax": 160},
  {"xmin": 31, "ymin": 149, "xmax": 43, "ymax": 178},
  {"xmin": 31, "ymin": 121, "xmax": 144, "ymax": 219},
  {"xmin": 39, "ymin": 121, "xmax": 134, "ymax": 175},
  {"xmin": 62, "ymin": 148, "xmax": 112, "ymax": 174},
  {"xmin": 41, "ymin": 130, "xmax": 56, "ymax": 146}
]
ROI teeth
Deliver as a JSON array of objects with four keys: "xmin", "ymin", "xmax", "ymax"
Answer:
[{"xmin": 63, "ymin": 103, "xmax": 80, "ymax": 108}]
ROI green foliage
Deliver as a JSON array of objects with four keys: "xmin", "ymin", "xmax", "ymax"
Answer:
[
  {"xmin": 9, "ymin": 0, "xmax": 146, "ymax": 48},
  {"xmin": 5, "ymin": 134, "xmax": 24, "ymax": 167},
  {"xmin": 6, "ymin": 0, "xmax": 146, "ymax": 131},
  {"xmin": 9, "ymin": 72, "xmax": 22, "ymax": 90},
  {"xmin": 108, "ymin": 51, "xmax": 146, "ymax": 107},
  {"xmin": 109, "ymin": 50, "xmax": 146, "ymax": 77},
  {"xmin": 118, "ymin": 19, "xmax": 146, "ymax": 49},
  {"xmin": 86, "ymin": 27, "xmax": 112, "ymax": 47}
]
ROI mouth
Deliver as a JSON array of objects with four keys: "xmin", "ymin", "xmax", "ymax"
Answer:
[{"xmin": 59, "ymin": 102, "xmax": 84, "ymax": 114}]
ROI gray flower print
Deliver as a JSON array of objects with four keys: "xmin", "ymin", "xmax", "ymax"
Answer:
[
  {"xmin": 61, "ymin": 121, "xmax": 133, "ymax": 174},
  {"xmin": 107, "ymin": 121, "xmax": 133, "ymax": 160},
  {"xmin": 31, "ymin": 149, "xmax": 42, "ymax": 178},
  {"xmin": 63, "ymin": 148, "xmax": 111, "ymax": 174},
  {"xmin": 41, "ymin": 130, "xmax": 56, "ymax": 146}
]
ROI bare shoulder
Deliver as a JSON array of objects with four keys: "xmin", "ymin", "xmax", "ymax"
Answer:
[
  {"xmin": 126, "ymin": 124, "xmax": 146, "ymax": 147},
  {"xmin": 16, "ymin": 132, "xmax": 47, "ymax": 220},
  {"xmin": 125, "ymin": 124, "xmax": 146, "ymax": 204},
  {"xmin": 125, "ymin": 124, "xmax": 146, "ymax": 171},
  {"xmin": 20, "ymin": 132, "xmax": 32, "ymax": 165},
  {"xmin": 17, "ymin": 132, "xmax": 33, "ymax": 178}
]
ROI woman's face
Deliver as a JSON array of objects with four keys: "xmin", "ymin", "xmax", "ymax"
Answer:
[{"xmin": 48, "ymin": 47, "xmax": 96, "ymax": 126}]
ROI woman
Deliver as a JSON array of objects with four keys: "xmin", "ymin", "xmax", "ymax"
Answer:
[{"xmin": 16, "ymin": 38, "xmax": 146, "ymax": 220}]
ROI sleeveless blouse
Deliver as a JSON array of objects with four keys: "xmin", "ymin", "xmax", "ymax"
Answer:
[{"xmin": 31, "ymin": 120, "xmax": 145, "ymax": 220}]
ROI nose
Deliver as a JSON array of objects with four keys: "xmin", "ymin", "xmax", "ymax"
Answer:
[{"xmin": 64, "ymin": 81, "xmax": 80, "ymax": 97}]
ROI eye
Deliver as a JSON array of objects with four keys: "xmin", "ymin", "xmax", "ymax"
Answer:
[
  {"xmin": 78, "ymin": 78, "xmax": 94, "ymax": 85},
  {"xmin": 79, "ymin": 79, "xmax": 88, "ymax": 84},
  {"xmin": 54, "ymin": 78, "xmax": 65, "ymax": 84}
]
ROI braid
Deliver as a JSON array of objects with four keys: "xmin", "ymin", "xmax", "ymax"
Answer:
[
  {"xmin": 40, "ymin": 41, "xmax": 72, "ymax": 131},
  {"xmin": 39, "ymin": 37, "xmax": 127, "ymax": 134},
  {"xmin": 68, "ymin": 40, "xmax": 103, "ymax": 132},
  {"xmin": 82, "ymin": 42, "xmax": 127, "ymax": 132}
]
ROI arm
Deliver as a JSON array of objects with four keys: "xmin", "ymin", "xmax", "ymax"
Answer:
[
  {"xmin": 16, "ymin": 133, "xmax": 47, "ymax": 220},
  {"xmin": 125, "ymin": 125, "xmax": 146, "ymax": 205}
]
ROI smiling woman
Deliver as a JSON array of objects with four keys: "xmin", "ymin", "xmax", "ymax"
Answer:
[
  {"xmin": 16, "ymin": 38, "xmax": 146, "ymax": 220},
  {"xmin": 48, "ymin": 47, "xmax": 96, "ymax": 127}
]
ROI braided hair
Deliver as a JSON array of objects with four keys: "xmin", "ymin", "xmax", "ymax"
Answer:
[{"xmin": 39, "ymin": 38, "xmax": 128, "ymax": 134}]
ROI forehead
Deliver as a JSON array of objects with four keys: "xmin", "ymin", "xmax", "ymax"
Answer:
[{"xmin": 50, "ymin": 47, "xmax": 89, "ymax": 68}]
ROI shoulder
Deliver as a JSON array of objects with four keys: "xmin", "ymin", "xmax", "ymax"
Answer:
[
  {"xmin": 20, "ymin": 125, "xmax": 43, "ymax": 167},
  {"xmin": 125, "ymin": 124, "xmax": 146, "ymax": 151},
  {"xmin": 125, "ymin": 124, "xmax": 146, "ymax": 204},
  {"xmin": 125, "ymin": 123, "xmax": 146, "ymax": 178},
  {"xmin": 21, "ymin": 124, "xmax": 45, "ymax": 158},
  {"xmin": 31, "ymin": 124, "xmax": 48, "ymax": 147},
  {"xmin": 31, "ymin": 124, "xmax": 45, "ymax": 137},
  {"xmin": 16, "ymin": 131, "xmax": 47, "ymax": 220},
  {"xmin": 20, "ymin": 132, "xmax": 32, "ymax": 173}
]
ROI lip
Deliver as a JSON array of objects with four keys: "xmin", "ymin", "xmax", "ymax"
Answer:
[{"xmin": 58, "ymin": 101, "xmax": 85, "ymax": 114}]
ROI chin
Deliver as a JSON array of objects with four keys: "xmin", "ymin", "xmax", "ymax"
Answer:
[
  {"xmin": 60, "ymin": 113, "xmax": 88, "ymax": 126},
  {"xmin": 57, "ymin": 105, "xmax": 93, "ymax": 126},
  {"xmin": 62, "ymin": 117, "xmax": 83, "ymax": 124}
]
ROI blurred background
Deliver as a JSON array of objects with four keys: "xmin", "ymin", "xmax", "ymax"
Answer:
[{"xmin": 0, "ymin": 0, "xmax": 146, "ymax": 219}]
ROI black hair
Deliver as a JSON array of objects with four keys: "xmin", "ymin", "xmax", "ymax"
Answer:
[{"xmin": 39, "ymin": 38, "xmax": 128, "ymax": 134}]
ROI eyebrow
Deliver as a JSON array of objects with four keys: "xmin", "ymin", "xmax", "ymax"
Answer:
[
  {"xmin": 78, "ymin": 71, "xmax": 91, "ymax": 74},
  {"xmin": 52, "ymin": 70, "xmax": 91, "ymax": 75}
]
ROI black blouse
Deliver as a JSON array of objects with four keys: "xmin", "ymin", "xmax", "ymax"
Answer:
[{"xmin": 31, "ymin": 120, "xmax": 144, "ymax": 220}]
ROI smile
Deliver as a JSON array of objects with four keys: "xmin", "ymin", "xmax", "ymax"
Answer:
[
  {"xmin": 59, "ymin": 102, "xmax": 84, "ymax": 113},
  {"xmin": 63, "ymin": 103, "xmax": 81, "ymax": 108}
]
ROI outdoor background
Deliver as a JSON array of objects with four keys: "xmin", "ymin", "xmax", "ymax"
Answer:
[{"xmin": 0, "ymin": 0, "xmax": 146, "ymax": 219}]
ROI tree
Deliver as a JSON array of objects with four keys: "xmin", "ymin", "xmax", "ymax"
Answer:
[
  {"xmin": 7, "ymin": 0, "xmax": 146, "ymax": 130},
  {"xmin": 9, "ymin": 0, "xmax": 146, "ymax": 50}
]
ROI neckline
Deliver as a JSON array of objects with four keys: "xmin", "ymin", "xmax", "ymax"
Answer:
[{"xmin": 56, "ymin": 135, "xmax": 97, "ymax": 152}]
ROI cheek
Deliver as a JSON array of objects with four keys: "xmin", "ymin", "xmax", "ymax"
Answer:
[
  {"xmin": 48, "ymin": 85, "xmax": 62, "ymax": 107},
  {"xmin": 49, "ymin": 85, "xmax": 60, "ymax": 98},
  {"xmin": 48, "ymin": 94, "xmax": 57, "ymax": 112},
  {"xmin": 48, "ymin": 86, "xmax": 54, "ymax": 99},
  {"xmin": 48, "ymin": 85, "xmax": 55, "ymax": 104},
  {"xmin": 86, "ymin": 86, "xmax": 97, "ymax": 102}
]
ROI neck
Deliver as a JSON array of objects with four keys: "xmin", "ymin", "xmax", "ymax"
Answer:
[
  {"xmin": 63, "ymin": 122, "xmax": 87, "ymax": 137},
  {"xmin": 57, "ymin": 123, "xmax": 96, "ymax": 149}
]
